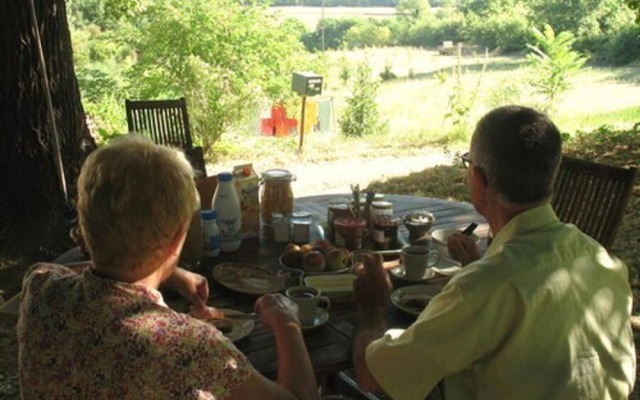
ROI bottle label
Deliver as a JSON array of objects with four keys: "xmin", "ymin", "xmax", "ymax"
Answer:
[{"xmin": 218, "ymin": 217, "xmax": 242, "ymax": 242}]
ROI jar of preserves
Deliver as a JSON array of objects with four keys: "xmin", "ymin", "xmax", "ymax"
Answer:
[
  {"xmin": 372, "ymin": 215, "xmax": 399, "ymax": 250},
  {"xmin": 261, "ymin": 169, "xmax": 294, "ymax": 224},
  {"xmin": 371, "ymin": 201, "xmax": 394, "ymax": 217},
  {"xmin": 327, "ymin": 199, "xmax": 353, "ymax": 244},
  {"xmin": 334, "ymin": 217, "xmax": 367, "ymax": 251}
]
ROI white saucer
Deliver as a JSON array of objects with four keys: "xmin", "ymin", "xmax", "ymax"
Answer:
[
  {"xmin": 431, "ymin": 257, "xmax": 462, "ymax": 276},
  {"xmin": 389, "ymin": 264, "xmax": 437, "ymax": 282},
  {"xmin": 301, "ymin": 308, "xmax": 329, "ymax": 330}
]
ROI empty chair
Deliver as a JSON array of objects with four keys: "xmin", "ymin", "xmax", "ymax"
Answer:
[
  {"xmin": 552, "ymin": 155, "xmax": 637, "ymax": 250},
  {"xmin": 125, "ymin": 98, "xmax": 206, "ymax": 176}
]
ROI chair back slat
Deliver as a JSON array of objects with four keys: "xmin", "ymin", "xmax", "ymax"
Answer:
[
  {"xmin": 125, "ymin": 98, "xmax": 194, "ymax": 149},
  {"xmin": 125, "ymin": 98, "xmax": 204, "ymax": 176},
  {"xmin": 552, "ymin": 155, "xmax": 636, "ymax": 250}
]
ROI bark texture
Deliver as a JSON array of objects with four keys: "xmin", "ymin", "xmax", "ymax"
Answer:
[{"xmin": 0, "ymin": 0, "xmax": 96, "ymax": 255}]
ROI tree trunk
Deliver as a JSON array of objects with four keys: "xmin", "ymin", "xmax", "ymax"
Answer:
[{"xmin": 0, "ymin": 0, "xmax": 96, "ymax": 256}]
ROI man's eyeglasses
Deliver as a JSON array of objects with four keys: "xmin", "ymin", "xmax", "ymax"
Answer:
[{"xmin": 461, "ymin": 152, "xmax": 472, "ymax": 169}]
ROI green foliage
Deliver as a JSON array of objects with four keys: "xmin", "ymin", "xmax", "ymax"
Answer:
[
  {"xmin": 464, "ymin": 2, "xmax": 532, "ymax": 52},
  {"xmin": 442, "ymin": 47, "xmax": 488, "ymax": 140},
  {"xmin": 396, "ymin": 0, "xmax": 430, "ymax": 19},
  {"xmin": 301, "ymin": 18, "xmax": 358, "ymax": 51},
  {"xmin": 83, "ymin": 0, "xmax": 310, "ymax": 151},
  {"xmin": 338, "ymin": 56, "xmax": 352, "ymax": 85},
  {"xmin": 595, "ymin": 24, "xmax": 640, "ymax": 65},
  {"xmin": 379, "ymin": 60, "xmax": 397, "ymax": 80},
  {"xmin": 339, "ymin": 61, "xmax": 386, "ymax": 137},
  {"xmin": 527, "ymin": 24, "xmax": 587, "ymax": 112},
  {"xmin": 399, "ymin": 11, "xmax": 466, "ymax": 48},
  {"xmin": 626, "ymin": 0, "xmax": 640, "ymax": 21},
  {"xmin": 343, "ymin": 19, "xmax": 394, "ymax": 49}
]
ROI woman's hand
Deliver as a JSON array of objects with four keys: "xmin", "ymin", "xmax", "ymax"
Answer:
[
  {"xmin": 254, "ymin": 293, "xmax": 300, "ymax": 331},
  {"xmin": 164, "ymin": 268, "xmax": 209, "ymax": 314}
]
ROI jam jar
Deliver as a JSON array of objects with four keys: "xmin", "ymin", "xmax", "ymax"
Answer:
[
  {"xmin": 327, "ymin": 199, "xmax": 353, "ymax": 243},
  {"xmin": 372, "ymin": 215, "xmax": 399, "ymax": 250},
  {"xmin": 334, "ymin": 217, "xmax": 367, "ymax": 251},
  {"xmin": 261, "ymin": 169, "xmax": 294, "ymax": 224}
]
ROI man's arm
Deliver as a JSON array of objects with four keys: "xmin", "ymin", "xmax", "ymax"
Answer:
[
  {"xmin": 352, "ymin": 253, "xmax": 393, "ymax": 393},
  {"xmin": 353, "ymin": 307, "xmax": 386, "ymax": 392}
]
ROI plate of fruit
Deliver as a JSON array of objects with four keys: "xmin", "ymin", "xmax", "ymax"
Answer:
[{"xmin": 280, "ymin": 240, "xmax": 353, "ymax": 275}]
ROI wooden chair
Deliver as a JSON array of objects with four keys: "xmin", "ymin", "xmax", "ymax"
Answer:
[
  {"xmin": 552, "ymin": 155, "xmax": 637, "ymax": 250},
  {"xmin": 125, "ymin": 97, "xmax": 207, "ymax": 176}
]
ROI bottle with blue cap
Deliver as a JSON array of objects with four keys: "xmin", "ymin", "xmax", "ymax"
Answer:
[
  {"xmin": 212, "ymin": 172, "xmax": 242, "ymax": 252},
  {"xmin": 200, "ymin": 209, "xmax": 221, "ymax": 257}
]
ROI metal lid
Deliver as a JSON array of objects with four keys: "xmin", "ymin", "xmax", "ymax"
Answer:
[
  {"xmin": 372, "ymin": 200, "xmax": 393, "ymax": 209},
  {"xmin": 262, "ymin": 168, "xmax": 293, "ymax": 181}
]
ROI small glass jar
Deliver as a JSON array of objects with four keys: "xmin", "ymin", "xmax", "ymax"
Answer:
[
  {"xmin": 334, "ymin": 217, "xmax": 367, "ymax": 251},
  {"xmin": 272, "ymin": 213, "xmax": 291, "ymax": 243},
  {"xmin": 327, "ymin": 199, "xmax": 353, "ymax": 244},
  {"xmin": 372, "ymin": 215, "xmax": 399, "ymax": 250},
  {"xmin": 371, "ymin": 201, "xmax": 394, "ymax": 217},
  {"xmin": 261, "ymin": 169, "xmax": 294, "ymax": 224}
]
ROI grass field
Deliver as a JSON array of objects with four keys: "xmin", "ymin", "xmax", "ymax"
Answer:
[{"xmin": 213, "ymin": 47, "xmax": 640, "ymax": 166}]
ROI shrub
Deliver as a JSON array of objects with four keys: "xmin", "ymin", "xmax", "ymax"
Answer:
[
  {"xmin": 301, "ymin": 18, "xmax": 358, "ymax": 52},
  {"xmin": 343, "ymin": 19, "xmax": 394, "ymax": 49},
  {"xmin": 339, "ymin": 61, "xmax": 386, "ymax": 138},
  {"xmin": 465, "ymin": 7, "xmax": 532, "ymax": 52}
]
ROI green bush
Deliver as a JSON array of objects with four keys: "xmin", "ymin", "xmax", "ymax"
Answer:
[
  {"xmin": 465, "ymin": 7, "xmax": 532, "ymax": 52},
  {"xmin": 343, "ymin": 19, "xmax": 394, "ymax": 49},
  {"xmin": 598, "ymin": 24, "xmax": 640, "ymax": 66},
  {"xmin": 339, "ymin": 61, "xmax": 386, "ymax": 138},
  {"xmin": 301, "ymin": 18, "xmax": 359, "ymax": 51},
  {"xmin": 399, "ymin": 12, "xmax": 466, "ymax": 48}
]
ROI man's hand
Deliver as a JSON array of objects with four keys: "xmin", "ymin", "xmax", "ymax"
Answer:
[
  {"xmin": 164, "ymin": 268, "xmax": 209, "ymax": 315},
  {"xmin": 353, "ymin": 252, "xmax": 392, "ymax": 312},
  {"xmin": 447, "ymin": 233, "xmax": 481, "ymax": 266},
  {"xmin": 254, "ymin": 293, "xmax": 300, "ymax": 331}
]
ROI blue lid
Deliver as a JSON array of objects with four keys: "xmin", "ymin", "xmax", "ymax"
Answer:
[
  {"xmin": 218, "ymin": 172, "xmax": 233, "ymax": 182},
  {"xmin": 201, "ymin": 209, "xmax": 217, "ymax": 220}
]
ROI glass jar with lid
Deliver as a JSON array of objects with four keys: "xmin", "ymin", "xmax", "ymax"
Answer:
[
  {"xmin": 261, "ymin": 169, "xmax": 294, "ymax": 224},
  {"xmin": 371, "ymin": 200, "xmax": 394, "ymax": 217}
]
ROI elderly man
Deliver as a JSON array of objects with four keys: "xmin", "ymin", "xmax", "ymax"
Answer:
[{"xmin": 352, "ymin": 106, "xmax": 636, "ymax": 400}]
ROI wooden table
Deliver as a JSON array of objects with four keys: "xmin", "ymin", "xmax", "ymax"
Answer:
[
  {"xmin": 2, "ymin": 194, "xmax": 487, "ymax": 383},
  {"xmin": 184, "ymin": 193, "xmax": 488, "ymax": 380}
]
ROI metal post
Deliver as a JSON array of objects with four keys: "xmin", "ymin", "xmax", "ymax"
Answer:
[
  {"xmin": 298, "ymin": 96, "xmax": 307, "ymax": 153},
  {"xmin": 321, "ymin": 0, "xmax": 325, "ymax": 52},
  {"xmin": 28, "ymin": 0, "xmax": 68, "ymax": 205}
]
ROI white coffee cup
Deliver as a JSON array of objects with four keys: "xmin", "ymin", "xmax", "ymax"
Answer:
[
  {"xmin": 401, "ymin": 245, "xmax": 440, "ymax": 280},
  {"xmin": 285, "ymin": 285, "xmax": 331, "ymax": 326}
]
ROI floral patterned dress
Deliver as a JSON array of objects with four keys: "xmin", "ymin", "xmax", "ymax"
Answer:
[{"xmin": 18, "ymin": 263, "xmax": 251, "ymax": 399}]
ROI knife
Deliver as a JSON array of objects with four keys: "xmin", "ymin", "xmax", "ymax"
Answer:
[
  {"xmin": 461, "ymin": 222, "xmax": 478, "ymax": 236},
  {"xmin": 221, "ymin": 312, "xmax": 257, "ymax": 320}
]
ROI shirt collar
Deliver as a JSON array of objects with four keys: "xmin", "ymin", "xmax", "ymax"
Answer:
[{"xmin": 485, "ymin": 204, "xmax": 560, "ymax": 258}]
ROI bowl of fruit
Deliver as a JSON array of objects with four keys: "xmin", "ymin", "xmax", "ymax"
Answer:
[{"xmin": 280, "ymin": 240, "xmax": 353, "ymax": 275}]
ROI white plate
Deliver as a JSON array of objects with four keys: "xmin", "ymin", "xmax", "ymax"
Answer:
[
  {"xmin": 431, "ymin": 256, "xmax": 462, "ymax": 276},
  {"xmin": 202, "ymin": 308, "xmax": 255, "ymax": 342},
  {"xmin": 212, "ymin": 263, "xmax": 282, "ymax": 295},
  {"xmin": 279, "ymin": 256, "xmax": 351, "ymax": 275},
  {"xmin": 301, "ymin": 308, "xmax": 330, "ymax": 330},
  {"xmin": 390, "ymin": 284, "xmax": 445, "ymax": 316},
  {"xmin": 390, "ymin": 256, "xmax": 462, "ymax": 282}
]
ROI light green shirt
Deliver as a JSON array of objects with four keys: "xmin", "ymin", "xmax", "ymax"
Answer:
[{"xmin": 366, "ymin": 204, "xmax": 635, "ymax": 400}]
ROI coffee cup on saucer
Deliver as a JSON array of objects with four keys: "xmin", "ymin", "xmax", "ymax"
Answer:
[
  {"xmin": 285, "ymin": 285, "xmax": 331, "ymax": 326},
  {"xmin": 401, "ymin": 245, "xmax": 440, "ymax": 280}
]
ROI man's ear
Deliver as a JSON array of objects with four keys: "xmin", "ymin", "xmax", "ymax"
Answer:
[{"xmin": 473, "ymin": 165, "xmax": 489, "ymax": 187}]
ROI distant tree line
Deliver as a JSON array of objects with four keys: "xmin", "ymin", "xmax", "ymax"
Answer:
[{"xmin": 300, "ymin": 0, "xmax": 640, "ymax": 67}]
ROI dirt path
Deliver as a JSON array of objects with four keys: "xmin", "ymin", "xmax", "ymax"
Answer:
[{"xmin": 210, "ymin": 152, "xmax": 454, "ymax": 197}]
